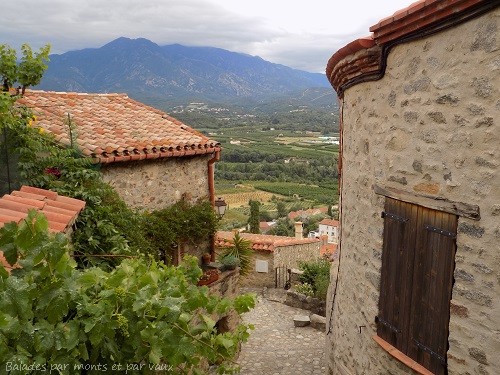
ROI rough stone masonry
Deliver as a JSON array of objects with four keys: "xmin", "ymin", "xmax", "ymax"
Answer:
[{"xmin": 326, "ymin": 6, "xmax": 499, "ymax": 375}]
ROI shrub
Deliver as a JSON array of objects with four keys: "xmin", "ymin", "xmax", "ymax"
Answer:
[
  {"xmin": 298, "ymin": 259, "xmax": 331, "ymax": 300},
  {"xmin": 219, "ymin": 254, "xmax": 240, "ymax": 271},
  {"xmin": 294, "ymin": 282, "xmax": 314, "ymax": 297},
  {"xmin": 217, "ymin": 232, "xmax": 253, "ymax": 276},
  {"xmin": 142, "ymin": 200, "xmax": 217, "ymax": 264},
  {"xmin": 0, "ymin": 212, "xmax": 255, "ymax": 374}
]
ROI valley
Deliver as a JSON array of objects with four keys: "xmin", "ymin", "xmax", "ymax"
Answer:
[{"xmin": 172, "ymin": 103, "xmax": 340, "ymax": 230}]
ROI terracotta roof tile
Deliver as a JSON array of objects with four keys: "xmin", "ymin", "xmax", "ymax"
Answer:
[
  {"xmin": 0, "ymin": 186, "xmax": 86, "ymax": 273},
  {"xmin": 320, "ymin": 243, "xmax": 337, "ymax": 257},
  {"xmin": 326, "ymin": 0, "xmax": 493, "ymax": 95},
  {"xmin": 319, "ymin": 218, "xmax": 339, "ymax": 227},
  {"xmin": 216, "ymin": 231, "xmax": 320, "ymax": 253},
  {"xmin": 0, "ymin": 186, "xmax": 85, "ymax": 231},
  {"xmin": 17, "ymin": 90, "xmax": 221, "ymax": 164}
]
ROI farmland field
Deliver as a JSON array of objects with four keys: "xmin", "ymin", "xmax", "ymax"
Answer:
[
  {"xmin": 222, "ymin": 189, "xmax": 281, "ymax": 208},
  {"xmin": 189, "ymin": 109, "xmax": 340, "ymax": 231}
]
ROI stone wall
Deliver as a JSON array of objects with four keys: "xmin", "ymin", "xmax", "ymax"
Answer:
[
  {"xmin": 327, "ymin": 9, "xmax": 499, "ymax": 375},
  {"xmin": 273, "ymin": 242, "xmax": 321, "ymax": 270},
  {"xmin": 285, "ymin": 290, "xmax": 326, "ymax": 316},
  {"xmin": 207, "ymin": 269, "xmax": 241, "ymax": 333},
  {"xmin": 240, "ymin": 250, "xmax": 275, "ymax": 288},
  {"xmin": 100, "ymin": 155, "xmax": 211, "ymax": 211},
  {"xmin": 241, "ymin": 242, "xmax": 322, "ymax": 289}
]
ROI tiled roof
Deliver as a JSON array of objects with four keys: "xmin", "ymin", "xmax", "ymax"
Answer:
[
  {"xmin": 320, "ymin": 243, "xmax": 337, "ymax": 257},
  {"xmin": 319, "ymin": 218, "xmax": 339, "ymax": 227},
  {"xmin": 326, "ymin": 0, "xmax": 495, "ymax": 95},
  {"xmin": 216, "ymin": 231, "xmax": 319, "ymax": 252},
  {"xmin": 17, "ymin": 90, "xmax": 221, "ymax": 164},
  {"xmin": 0, "ymin": 186, "xmax": 86, "ymax": 272}
]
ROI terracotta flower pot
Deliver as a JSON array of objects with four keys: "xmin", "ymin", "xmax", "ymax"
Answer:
[{"xmin": 197, "ymin": 269, "xmax": 219, "ymax": 286}]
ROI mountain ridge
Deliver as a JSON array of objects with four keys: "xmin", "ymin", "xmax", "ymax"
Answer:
[{"xmin": 38, "ymin": 37, "xmax": 332, "ymax": 110}]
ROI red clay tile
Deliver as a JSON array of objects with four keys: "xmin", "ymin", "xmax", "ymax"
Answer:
[
  {"xmin": 56, "ymin": 195, "xmax": 86, "ymax": 210},
  {"xmin": 11, "ymin": 191, "xmax": 46, "ymax": 201},
  {"xmin": 216, "ymin": 231, "xmax": 319, "ymax": 253},
  {"xmin": 18, "ymin": 91, "xmax": 221, "ymax": 164},
  {"xmin": 328, "ymin": 0, "xmax": 487, "ymax": 94},
  {"xmin": 42, "ymin": 204, "xmax": 76, "ymax": 218},
  {"xmin": 0, "ymin": 186, "xmax": 86, "ymax": 273},
  {"xmin": 3, "ymin": 195, "xmax": 46, "ymax": 209},
  {"xmin": 20, "ymin": 186, "xmax": 58, "ymax": 200}
]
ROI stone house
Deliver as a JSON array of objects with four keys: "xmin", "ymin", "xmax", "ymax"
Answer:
[
  {"xmin": 18, "ymin": 90, "xmax": 221, "ymax": 211},
  {"xmin": 216, "ymin": 230, "xmax": 321, "ymax": 288},
  {"xmin": 325, "ymin": 1, "xmax": 499, "ymax": 375},
  {"xmin": 17, "ymin": 90, "xmax": 221, "ymax": 260},
  {"xmin": 318, "ymin": 218, "xmax": 339, "ymax": 244}
]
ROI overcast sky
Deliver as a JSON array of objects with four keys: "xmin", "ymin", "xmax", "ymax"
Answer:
[{"xmin": 1, "ymin": 0, "xmax": 413, "ymax": 73}]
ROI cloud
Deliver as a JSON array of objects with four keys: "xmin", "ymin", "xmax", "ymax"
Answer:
[{"xmin": 1, "ymin": 0, "xmax": 411, "ymax": 73}]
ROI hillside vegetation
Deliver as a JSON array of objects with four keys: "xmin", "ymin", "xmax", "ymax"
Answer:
[{"xmin": 195, "ymin": 108, "xmax": 340, "ymax": 231}]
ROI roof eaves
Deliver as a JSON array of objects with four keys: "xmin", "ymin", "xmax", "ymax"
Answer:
[{"xmin": 326, "ymin": 0, "xmax": 495, "ymax": 95}]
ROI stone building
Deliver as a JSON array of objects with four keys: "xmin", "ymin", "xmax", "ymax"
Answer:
[
  {"xmin": 325, "ymin": 1, "xmax": 499, "ymax": 375},
  {"xmin": 216, "ymin": 231, "xmax": 321, "ymax": 288},
  {"xmin": 18, "ymin": 91, "xmax": 221, "ymax": 211},
  {"xmin": 318, "ymin": 218, "xmax": 339, "ymax": 244}
]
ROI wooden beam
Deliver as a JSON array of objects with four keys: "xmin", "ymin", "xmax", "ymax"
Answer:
[{"xmin": 373, "ymin": 184, "xmax": 480, "ymax": 221}]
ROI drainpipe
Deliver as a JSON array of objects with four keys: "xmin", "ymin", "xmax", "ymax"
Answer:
[{"xmin": 208, "ymin": 150, "xmax": 221, "ymax": 261}]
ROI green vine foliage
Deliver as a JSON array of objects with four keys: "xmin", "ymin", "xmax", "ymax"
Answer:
[
  {"xmin": 3, "ymin": 116, "xmax": 145, "ymax": 268},
  {"xmin": 3, "ymin": 106, "xmax": 217, "ymax": 268},
  {"xmin": 298, "ymin": 258, "xmax": 330, "ymax": 300},
  {"xmin": 143, "ymin": 200, "xmax": 218, "ymax": 264},
  {"xmin": 0, "ymin": 212, "xmax": 256, "ymax": 374}
]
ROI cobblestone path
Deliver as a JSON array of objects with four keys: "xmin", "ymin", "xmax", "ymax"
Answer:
[{"xmin": 237, "ymin": 290, "xmax": 327, "ymax": 375}]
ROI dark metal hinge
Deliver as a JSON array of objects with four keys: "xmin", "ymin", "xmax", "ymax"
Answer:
[
  {"xmin": 375, "ymin": 316, "xmax": 401, "ymax": 333},
  {"xmin": 424, "ymin": 224, "xmax": 456, "ymax": 238},
  {"xmin": 381, "ymin": 211, "xmax": 408, "ymax": 223},
  {"xmin": 413, "ymin": 339, "xmax": 447, "ymax": 365}
]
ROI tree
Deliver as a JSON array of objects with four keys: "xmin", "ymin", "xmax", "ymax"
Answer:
[
  {"xmin": 18, "ymin": 44, "xmax": 51, "ymax": 94},
  {"xmin": 0, "ymin": 45, "xmax": 17, "ymax": 91},
  {"xmin": 248, "ymin": 200, "xmax": 260, "ymax": 234},
  {"xmin": 276, "ymin": 200, "xmax": 287, "ymax": 218},
  {"xmin": 0, "ymin": 43, "xmax": 50, "ymax": 94},
  {"xmin": 267, "ymin": 218, "xmax": 294, "ymax": 237}
]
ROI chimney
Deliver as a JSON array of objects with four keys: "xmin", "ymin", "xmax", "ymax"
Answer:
[{"xmin": 294, "ymin": 221, "xmax": 303, "ymax": 239}]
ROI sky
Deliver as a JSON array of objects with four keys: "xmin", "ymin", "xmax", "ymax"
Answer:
[{"xmin": 1, "ymin": 0, "xmax": 414, "ymax": 73}]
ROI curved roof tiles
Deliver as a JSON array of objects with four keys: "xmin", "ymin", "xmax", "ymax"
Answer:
[
  {"xmin": 18, "ymin": 91, "xmax": 221, "ymax": 164},
  {"xmin": 326, "ymin": 0, "xmax": 495, "ymax": 95}
]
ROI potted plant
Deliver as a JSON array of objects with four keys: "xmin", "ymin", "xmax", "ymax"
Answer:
[
  {"xmin": 197, "ymin": 268, "xmax": 220, "ymax": 286},
  {"xmin": 201, "ymin": 252, "xmax": 211, "ymax": 265},
  {"xmin": 220, "ymin": 254, "xmax": 240, "ymax": 271}
]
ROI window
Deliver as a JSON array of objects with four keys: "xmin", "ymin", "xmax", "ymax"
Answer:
[{"xmin": 377, "ymin": 197, "xmax": 457, "ymax": 375}]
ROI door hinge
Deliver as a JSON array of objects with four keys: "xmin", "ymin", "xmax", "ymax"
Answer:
[
  {"xmin": 413, "ymin": 339, "xmax": 447, "ymax": 365},
  {"xmin": 424, "ymin": 224, "xmax": 456, "ymax": 238},
  {"xmin": 381, "ymin": 211, "xmax": 408, "ymax": 223},
  {"xmin": 375, "ymin": 316, "xmax": 401, "ymax": 333}
]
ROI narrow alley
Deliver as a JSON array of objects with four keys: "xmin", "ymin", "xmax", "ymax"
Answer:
[{"xmin": 238, "ymin": 289, "xmax": 327, "ymax": 375}]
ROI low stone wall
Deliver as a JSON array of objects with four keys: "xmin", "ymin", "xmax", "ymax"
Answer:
[
  {"xmin": 207, "ymin": 269, "xmax": 241, "ymax": 333},
  {"xmin": 273, "ymin": 242, "xmax": 320, "ymax": 269},
  {"xmin": 284, "ymin": 290, "xmax": 326, "ymax": 316}
]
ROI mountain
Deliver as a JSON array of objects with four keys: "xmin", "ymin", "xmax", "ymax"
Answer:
[{"xmin": 38, "ymin": 37, "xmax": 331, "ymax": 109}]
